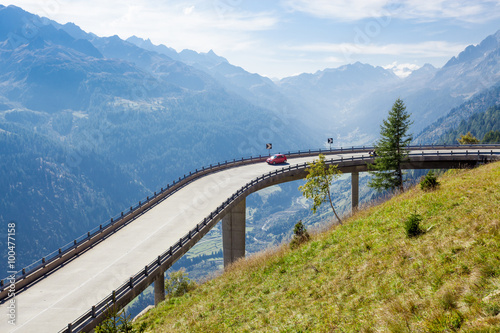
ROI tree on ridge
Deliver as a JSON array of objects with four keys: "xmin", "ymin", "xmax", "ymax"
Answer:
[{"xmin": 369, "ymin": 98, "xmax": 413, "ymax": 193}]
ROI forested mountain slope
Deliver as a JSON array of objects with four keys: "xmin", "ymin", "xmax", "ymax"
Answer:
[
  {"xmin": 415, "ymin": 85, "xmax": 500, "ymax": 144},
  {"xmin": 438, "ymin": 105, "xmax": 500, "ymax": 144}
]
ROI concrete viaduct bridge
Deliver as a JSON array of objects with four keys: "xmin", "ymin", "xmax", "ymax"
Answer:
[{"xmin": 1, "ymin": 145, "xmax": 499, "ymax": 332}]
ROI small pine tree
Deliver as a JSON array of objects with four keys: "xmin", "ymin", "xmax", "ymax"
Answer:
[
  {"xmin": 290, "ymin": 220, "xmax": 310, "ymax": 249},
  {"xmin": 420, "ymin": 171, "xmax": 440, "ymax": 191},
  {"xmin": 369, "ymin": 99, "xmax": 413, "ymax": 193},
  {"xmin": 457, "ymin": 132, "xmax": 480, "ymax": 144},
  {"xmin": 404, "ymin": 213, "xmax": 423, "ymax": 238}
]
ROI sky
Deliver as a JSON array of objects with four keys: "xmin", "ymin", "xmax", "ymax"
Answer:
[{"xmin": 5, "ymin": 0, "xmax": 500, "ymax": 78}]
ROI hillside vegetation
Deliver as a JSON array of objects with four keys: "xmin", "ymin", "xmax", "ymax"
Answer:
[
  {"xmin": 136, "ymin": 162, "xmax": 500, "ymax": 332},
  {"xmin": 415, "ymin": 85, "xmax": 500, "ymax": 144},
  {"xmin": 439, "ymin": 104, "xmax": 500, "ymax": 144}
]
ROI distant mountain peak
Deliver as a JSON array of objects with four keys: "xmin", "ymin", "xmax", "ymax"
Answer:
[
  {"xmin": 206, "ymin": 49, "xmax": 228, "ymax": 62},
  {"xmin": 63, "ymin": 22, "xmax": 79, "ymax": 30},
  {"xmin": 492, "ymin": 29, "xmax": 500, "ymax": 42},
  {"xmin": 127, "ymin": 35, "xmax": 154, "ymax": 47},
  {"xmin": 383, "ymin": 62, "xmax": 422, "ymax": 78},
  {"xmin": 179, "ymin": 48, "xmax": 229, "ymax": 66},
  {"xmin": 336, "ymin": 61, "xmax": 371, "ymax": 71},
  {"xmin": 4, "ymin": 4, "xmax": 23, "ymax": 12},
  {"xmin": 444, "ymin": 30, "xmax": 500, "ymax": 68},
  {"xmin": 421, "ymin": 63, "xmax": 436, "ymax": 70},
  {"xmin": 125, "ymin": 35, "xmax": 179, "ymax": 60},
  {"xmin": 0, "ymin": 6, "xmax": 102, "ymax": 59},
  {"xmin": 404, "ymin": 63, "xmax": 437, "ymax": 80},
  {"xmin": 59, "ymin": 22, "xmax": 96, "ymax": 41}
]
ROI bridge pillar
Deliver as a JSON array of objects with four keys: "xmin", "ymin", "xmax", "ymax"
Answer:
[
  {"xmin": 351, "ymin": 171, "xmax": 359, "ymax": 212},
  {"xmin": 154, "ymin": 273, "xmax": 165, "ymax": 306},
  {"xmin": 222, "ymin": 198, "xmax": 246, "ymax": 268}
]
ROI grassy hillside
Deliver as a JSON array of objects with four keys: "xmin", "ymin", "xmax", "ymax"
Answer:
[{"xmin": 135, "ymin": 162, "xmax": 500, "ymax": 332}]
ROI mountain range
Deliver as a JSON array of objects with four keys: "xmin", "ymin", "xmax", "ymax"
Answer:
[
  {"xmin": 125, "ymin": 29, "xmax": 500, "ymax": 146},
  {"xmin": 0, "ymin": 4, "xmax": 499, "ymax": 272}
]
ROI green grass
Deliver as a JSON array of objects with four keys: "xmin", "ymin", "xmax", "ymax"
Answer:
[{"xmin": 135, "ymin": 162, "xmax": 500, "ymax": 332}]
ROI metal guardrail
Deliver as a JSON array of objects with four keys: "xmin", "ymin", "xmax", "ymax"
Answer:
[
  {"xmin": 1, "ymin": 144, "xmax": 499, "ymax": 294},
  {"xmin": 56, "ymin": 148, "xmax": 500, "ymax": 333}
]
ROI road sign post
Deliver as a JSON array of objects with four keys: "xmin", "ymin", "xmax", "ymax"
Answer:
[
  {"xmin": 328, "ymin": 138, "xmax": 333, "ymax": 150},
  {"xmin": 266, "ymin": 143, "xmax": 272, "ymax": 156}
]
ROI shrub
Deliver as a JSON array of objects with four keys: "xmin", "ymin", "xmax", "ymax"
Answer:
[
  {"xmin": 420, "ymin": 171, "xmax": 440, "ymax": 191},
  {"xmin": 440, "ymin": 290, "xmax": 458, "ymax": 311},
  {"xmin": 483, "ymin": 302, "xmax": 500, "ymax": 316},
  {"xmin": 290, "ymin": 220, "xmax": 310, "ymax": 249},
  {"xmin": 426, "ymin": 310, "xmax": 464, "ymax": 332},
  {"xmin": 404, "ymin": 213, "xmax": 423, "ymax": 238},
  {"xmin": 165, "ymin": 269, "xmax": 197, "ymax": 298},
  {"xmin": 457, "ymin": 131, "xmax": 480, "ymax": 144},
  {"xmin": 95, "ymin": 308, "xmax": 146, "ymax": 333}
]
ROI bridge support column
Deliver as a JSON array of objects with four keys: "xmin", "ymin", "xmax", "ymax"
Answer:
[
  {"xmin": 351, "ymin": 171, "xmax": 359, "ymax": 212},
  {"xmin": 222, "ymin": 198, "xmax": 246, "ymax": 268},
  {"xmin": 154, "ymin": 273, "xmax": 165, "ymax": 306}
]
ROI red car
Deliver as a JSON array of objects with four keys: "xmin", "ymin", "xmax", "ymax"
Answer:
[{"xmin": 266, "ymin": 154, "xmax": 287, "ymax": 165}]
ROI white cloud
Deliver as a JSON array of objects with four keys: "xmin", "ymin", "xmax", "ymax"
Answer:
[
  {"xmin": 286, "ymin": 41, "xmax": 467, "ymax": 61},
  {"xmin": 283, "ymin": 0, "xmax": 500, "ymax": 22},
  {"xmin": 7, "ymin": 0, "xmax": 278, "ymax": 53},
  {"xmin": 284, "ymin": 0, "xmax": 390, "ymax": 21},
  {"xmin": 183, "ymin": 5, "xmax": 195, "ymax": 15},
  {"xmin": 400, "ymin": 0, "xmax": 500, "ymax": 22},
  {"xmin": 383, "ymin": 61, "xmax": 421, "ymax": 78}
]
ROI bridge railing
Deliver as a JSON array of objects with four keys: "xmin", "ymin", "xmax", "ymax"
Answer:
[
  {"xmin": 57, "ymin": 148, "xmax": 500, "ymax": 332},
  {"xmin": 1, "ymin": 144, "xmax": 499, "ymax": 296}
]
